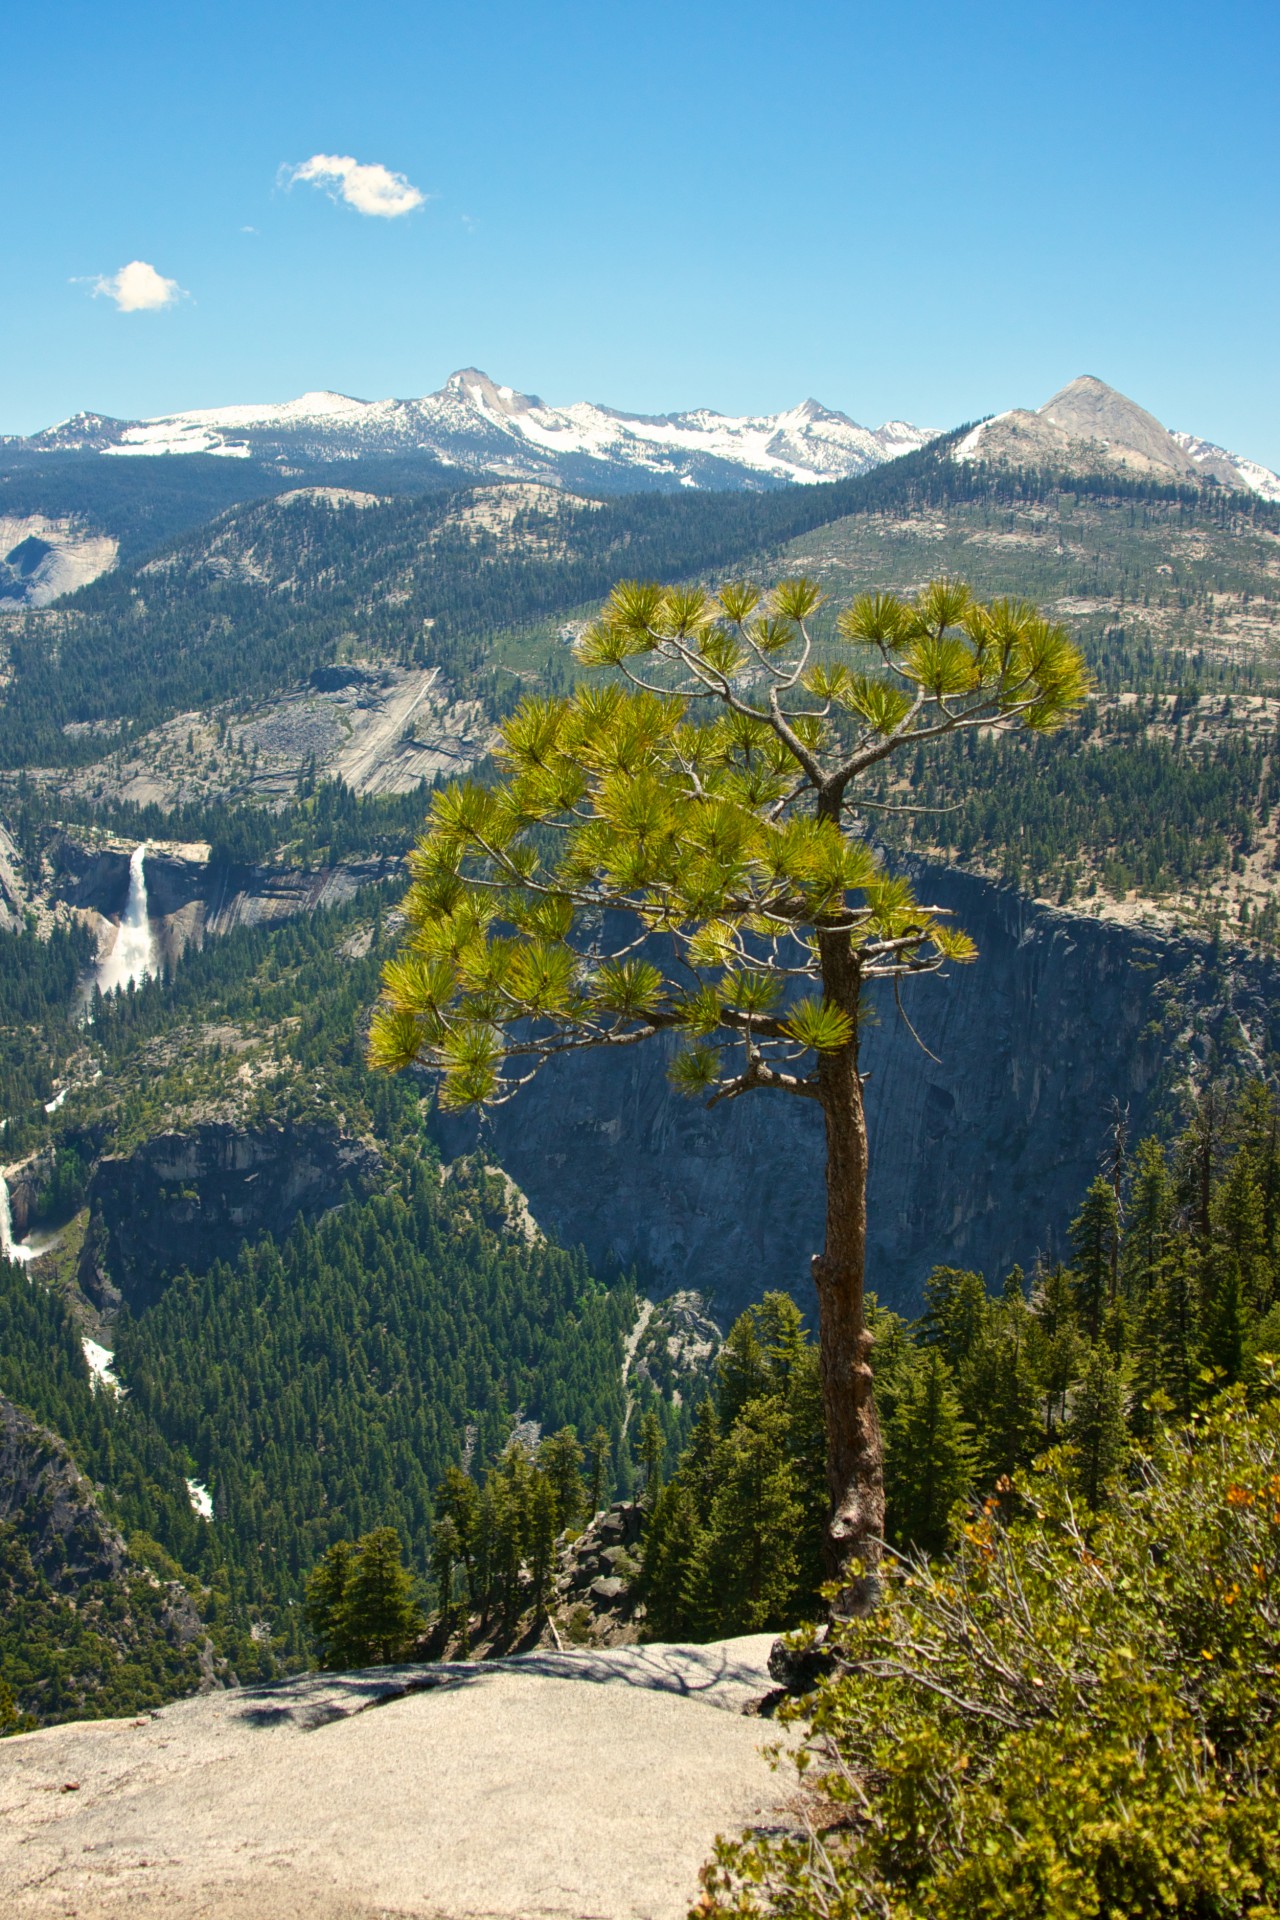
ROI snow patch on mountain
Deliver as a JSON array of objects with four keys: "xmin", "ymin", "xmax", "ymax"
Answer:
[
  {"xmin": 1171, "ymin": 431, "xmax": 1280, "ymax": 504},
  {"xmin": 16, "ymin": 369, "xmax": 1274, "ymax": 502},
  {"xmin": 11, "ymin": 370, "xmax": 936, "ymax": 490}
]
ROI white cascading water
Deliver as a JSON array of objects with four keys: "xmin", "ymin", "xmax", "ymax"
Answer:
[
  {"xmin": 96, "ymin": 843, "xmax": 157, "ymax": 995},
  {"xmin": 0, "ymin": 854, "xmax": 150, "ymax": 1263},
  {"xmin": 0, "ymin": 1169, "xmax": 36, "ymax": 1266}
]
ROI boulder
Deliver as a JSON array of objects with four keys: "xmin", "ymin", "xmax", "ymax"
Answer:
[{"xmin": 596, "ymin": 1502, "xmax": 643, "ymax": 1546}]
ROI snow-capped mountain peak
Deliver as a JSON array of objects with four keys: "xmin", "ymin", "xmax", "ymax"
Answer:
[
  {"xmin": 10, "ymin": 369, "xmax": 1275, "ymax": 503},
  {"xmin": 1170, "ymin": 431, "xmax": 1280, "ymax": 504},
  {"xmin": 955, "ymin": 375, "xmax": 1280, "ymax": 503},
  {"xmin": 444, "ymin": 368, "xmax": 544, "ymax": 420},
  {"xmin": 6, "ymin": 371, "xmax": 937, "ymax": 492}
]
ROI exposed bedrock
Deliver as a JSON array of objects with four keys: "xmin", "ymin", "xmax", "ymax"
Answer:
[
  {"xmin": 155, "ymin": 851, "xmax": 399, "ymax": 962},
  {"xmin": 0, "ymin": 1393, "xmax": 130, "ymax": 1590},
  {"xmin": 1, "ymin": 1148, "xmax": 55, "ymax": 1240},
  {"xmin": 438, "ymin": 865, "xmax": 1280, "ymax": 1318},
  {"xmin": 79, "ymin": 1121, "xmax": 382, "ymax": 1314},
  {"xmin": 0, "ymin": 820, "xmax": 28, "ymax": 931},
  {"xmin": 47, "ymin": 836, "xmax": 136, "ymax": 918}
]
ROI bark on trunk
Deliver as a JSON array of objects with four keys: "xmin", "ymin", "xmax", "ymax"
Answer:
[{"xmin": 813, "ymin": 925, "xmax": 884, "ymax": 1617}]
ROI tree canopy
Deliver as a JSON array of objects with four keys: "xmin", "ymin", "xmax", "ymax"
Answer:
[
  {"xmin": 372, "ymin": 574, "xmax": 1087, "ymax": 1598},
  {"xmin": 370, "ymin": 577, "xmax": 1087, "ymax": 1106}
]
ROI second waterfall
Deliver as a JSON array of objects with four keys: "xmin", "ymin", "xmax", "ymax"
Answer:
[{"xmin": 96, "ymin": 843, "xmax": 157, "ymax": 996}]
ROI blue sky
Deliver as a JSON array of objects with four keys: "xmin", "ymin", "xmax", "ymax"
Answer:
[{"xmin": 5, "ymin": 0, "xmax": 1278, "ymax": 464}]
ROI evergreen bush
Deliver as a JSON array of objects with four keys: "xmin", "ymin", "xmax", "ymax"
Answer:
[{"xmin": 701, "ymin": 1384, "xmax": 1280, "ymax": 1918}]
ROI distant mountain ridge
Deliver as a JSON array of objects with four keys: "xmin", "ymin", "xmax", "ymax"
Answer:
[
  {"xmin": 5, "ymin": 368, "xmax": 935, "ymax": 492},
  {"xmin": 956, "ymin": 375, "xmax": 1280, "ymax": 502},
  {"xmin": 8, "ymin": 368, "xmax": 1277, "ymax": 503}
]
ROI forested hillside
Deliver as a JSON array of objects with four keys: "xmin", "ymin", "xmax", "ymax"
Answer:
[
  {"xmin": 689, "ymin": 1082, "xmax": 1280, "ymax": 1918},
  {"xmin": 636, "ymin": 1076, "xmax": 1280, "ymax": 1638},
  {"xmin": 119, "ymin": 1163, "xmax": 634, "ymax": 1635},
  {"xmin": 0, "ymin": 884, "xmax": 667, "ymax": 1718},
  {"xmin": 784, "ymin": 477, "xmax": 1280, "ymax": 932},
  {"xmin": 5, "ymin": 446, "xmax": 1278, "ymax": 935},
  {"xmin": 0, "ymin": 442, "xmax": 962, "ymax": 763},
  {"xmin": 0, "ymin": 453, "xmax": 292, "ymax": 561}
]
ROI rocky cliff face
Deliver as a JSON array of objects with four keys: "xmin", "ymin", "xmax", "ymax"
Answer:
[
  {"xmin": 439, "ymin": 865, "xmax": 1280, "ymax": 1318},
  {"xmin": 48, "ymin": 833, "xmax": 398, "ymax": 971},
  {"xmin": 0, "ymin": 1394, "xmax": 129, "ymax": 1591},
  {"xmin": 2, "ymin": 1146, "xmax": 55, "ymax": 1240},
  {"xmin": 141, "ymin": 845, "xmax": 401, "ymax": 963},
  {"xmin": 0, "ymin": 820, "xmax": 26, "ymax": 932},
  {"xmin": 0, "ymin": 1393, "xmax": 219, "ymax": 1724},
  {"xmin": 80, "ymin": 1121, "xmax": 383, "ymax": 1313}
]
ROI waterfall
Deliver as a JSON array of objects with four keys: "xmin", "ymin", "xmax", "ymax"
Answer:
[
  {"xmin": 83, "ymin": 1338, "xmax": 123, "ymax": 1397},
  {"xmin": 0, "ymin": 1170, "xmax": 35, "ymax": 1266},
  {"xmin": 97, "ymin": 843, "xmax": 156, "ymax": 996},
  {"xmin": 186, "ymin": 1478, "xmax": 214, "ymax": 1519}
]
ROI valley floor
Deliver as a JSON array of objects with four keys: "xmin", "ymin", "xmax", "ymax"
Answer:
[{"xmin": 0, "ymin": 1636, "xmax": 786, "ymax": 1920}]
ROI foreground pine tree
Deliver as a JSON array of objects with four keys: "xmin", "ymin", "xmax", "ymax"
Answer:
[
  {"xmin": 305, "ymin": 1527, "xmax": 424, "ymax": 1669},
  {"xmin": 372, "ymin": 578, "xmax": 1086, "ymax": 1606}
]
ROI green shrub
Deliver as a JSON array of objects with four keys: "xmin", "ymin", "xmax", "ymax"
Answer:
[{"xmin": 701, "ymin": 1382, "xmax": 1280, "ymax": 1918}]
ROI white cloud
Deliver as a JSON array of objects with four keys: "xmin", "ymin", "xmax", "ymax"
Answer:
[
  {"xmin": 92, "ymin": 260, "xmax": 186, "ymax": 312},
  {"xmin": 285, "ymin": 152, "xmax": 426, "ymax": 218}
]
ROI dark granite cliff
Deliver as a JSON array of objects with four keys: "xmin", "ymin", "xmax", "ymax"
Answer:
[
  {"xmin": 79, "ymin": 1121, "xmax": 383, "ymax": 1313},
  {"xmin": 439, "ymin": 864, "xmax": 1280, "ymax": 1318}
]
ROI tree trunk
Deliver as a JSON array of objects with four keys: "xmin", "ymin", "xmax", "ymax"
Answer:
[{"xmin": 813, "ymin": 928, "xmax": 884, "ymax": 1617}]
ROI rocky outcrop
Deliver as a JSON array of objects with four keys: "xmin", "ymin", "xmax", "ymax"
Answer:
[
  {"xmin": 0, "ymin": 1394, "xmax": 220, "ymax": 1725},
  {"xmin": 555, "ymin": 1502, "xmax": 645, "ymax": 1633},
  {"xmin": 438, "ymin": 864, "xmax": 1280, "ymax": 1317},
  {"xmin": 0, "ymin": 511, "xmax": 118, "ymax": 609},
  {"xmin": 0, "ymin": 1395, "xmax": 128, "ymax": 1591},
  {"xmin": 0, "ymin": 1638, "xmax": 783, "ymax": 1920},
  {"xmin": 47, "ymin": 831, "xmax": 398, "ymax": 970},
  {"xmin": 0, "ymin": 819, "xmax": 27, "ymax": 931},
  {"xmin": 628, "ymin": 1292, "xmax": 721, "ymax": 1403},
  {"xmin": 80, "ymin": 1121, "xmax": 382, "ymax": 1313},
  {"xmin": 1, "ymin": 1148, "xmax": 55, "ymax": 1241}
]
